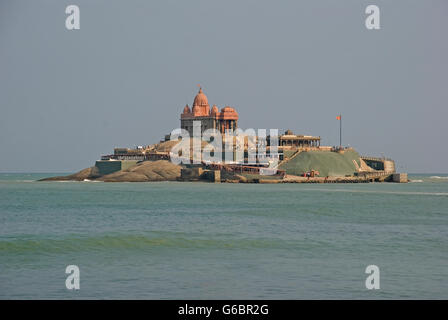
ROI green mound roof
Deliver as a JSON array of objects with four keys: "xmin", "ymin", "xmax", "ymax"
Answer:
[{"xmin": 279, "ymin": 149, "xmax": 361, "ymax": 177}]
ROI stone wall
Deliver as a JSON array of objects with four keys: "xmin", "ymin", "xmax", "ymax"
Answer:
[{"xmin": 94, "ymin": 160, "xmax": 138, "ymax": 176}]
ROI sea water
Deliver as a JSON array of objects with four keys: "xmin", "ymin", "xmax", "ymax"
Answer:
[{"xmin": 0, "ymin": 173, "xmax": 447, "ymax": 299}]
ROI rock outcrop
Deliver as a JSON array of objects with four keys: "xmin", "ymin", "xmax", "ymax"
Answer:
[
  {"xmin": 98, "ymin": 160, "xmax": 181, "ymax": 182},
  {"xmin": 38, "ymin": 167, "xmax": 94, "ymax": 181},
  {"xmin": 39, "ymin": 160, "xmax": 181, "ymax": 182}
]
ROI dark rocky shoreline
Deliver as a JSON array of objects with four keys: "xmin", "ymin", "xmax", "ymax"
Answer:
[{"xmin": 39, "ymin": 160, "xmax": 182, "ymax": 183}]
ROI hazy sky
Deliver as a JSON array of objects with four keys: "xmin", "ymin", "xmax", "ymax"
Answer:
[{"xmin": 1, "ymin": 0, "xmax": 447, "ymax": 173}]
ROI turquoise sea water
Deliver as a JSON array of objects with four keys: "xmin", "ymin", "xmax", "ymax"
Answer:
[{"xmin": 0, "ymin": 173, "xmax": 447, "ymax": 299}]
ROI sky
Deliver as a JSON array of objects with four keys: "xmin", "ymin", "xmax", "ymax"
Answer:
[{"xmin": 0, "ymin": 0, "xmax": 447, "ymax": 173}]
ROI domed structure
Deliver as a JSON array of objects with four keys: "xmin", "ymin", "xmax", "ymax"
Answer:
[
  {"xmin": 220, "ymin": 106, "xmax": 238, "ymax": 119},
  {"xmin": 221, "ymin": 106, "xmax": 236, "ymax": 113},
  {"xmin": 193, "ymin": 87, "xmax": 209, "ymax": 107},
  {"xmin": 180, "ymin": 86, "xmax": 239, "ymax": 136},
  {"xmin": 191, "ymin": 87, "xmax": 211, "ymax": 117}
]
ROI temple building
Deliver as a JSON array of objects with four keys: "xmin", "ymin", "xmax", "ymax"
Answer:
[
  {"xmin": 278, "ymin": 130, "xmax": 321, "ymax": 148},
  {"xmin": 179, "ymin": 88, "xmax": 322, "ymax": 154},
  {"xmin": 181, "ymin": 87, "xmax": 238, "ymax": 136}
]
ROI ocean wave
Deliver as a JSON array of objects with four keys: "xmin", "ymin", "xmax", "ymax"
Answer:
[
  {"xmin": 430, "ymin": 176, "xmax": 448, "ymax": 179},
  {"xmin": 410, "ymin": 180, "xmax": 423, "ymax": 183},
  {"xmin": 298, "ymin": 188, "xmax": 448, "ymax": 196},
  {"xmin": 0, "ymin": 233, "xmax": 327, "ymax": 253}
]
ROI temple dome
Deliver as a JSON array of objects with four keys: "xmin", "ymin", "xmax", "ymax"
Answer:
[
  {"xmin": 211, "ymin": 105, "xmax": 219, "ymax": 115},
  {"xmin": 183, "ymin": 104, "xmax": 191, "ymax": 114},
  {"xmin": 193, "ymin": 87, "xmax": 209, "ymax": 107},
  {"xmin": 221, "ymin": 106, "xmax": 237, "ymax": 114}
]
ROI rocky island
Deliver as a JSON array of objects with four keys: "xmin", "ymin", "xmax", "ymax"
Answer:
[{"xmin": 40, "ymin": 87, "xmax": 407, "ymax": 184}]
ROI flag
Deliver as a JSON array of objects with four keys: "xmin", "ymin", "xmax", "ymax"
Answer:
[{"xmin": 336, "ymin": 115, "xmax": 341, "ymax": 120}]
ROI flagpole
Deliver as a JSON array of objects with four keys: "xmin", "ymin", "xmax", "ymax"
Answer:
[{"xmin": 339, "ymin": 114, "xmax": 342, "ymax": 148}]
